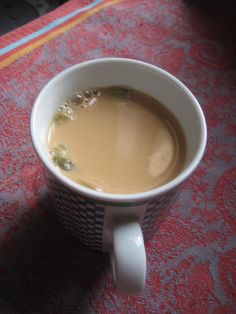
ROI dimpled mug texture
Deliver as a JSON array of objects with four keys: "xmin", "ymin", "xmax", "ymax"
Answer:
[{"xmin": 46, "ymin": 172, "xmax": 178, "ymax": 250}]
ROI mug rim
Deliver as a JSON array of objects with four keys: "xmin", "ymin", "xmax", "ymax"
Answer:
[{"xmin": 30, "ymin": 57, "xmax": 207, "ymax": 202}]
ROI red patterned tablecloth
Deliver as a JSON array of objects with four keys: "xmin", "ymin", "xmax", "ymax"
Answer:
[{"xmin": 0, "ymin": 0, "xmax": 236, "ymax": 313}]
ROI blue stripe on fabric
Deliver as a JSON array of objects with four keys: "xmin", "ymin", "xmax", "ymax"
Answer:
[{"xmin": 0, "ymin": 0, "xmax": 101, "ymax": 56}]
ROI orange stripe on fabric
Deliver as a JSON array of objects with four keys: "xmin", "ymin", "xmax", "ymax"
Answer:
[
  {"xmin": 0, "ymin": 0, "xmax": 123, "ymax": 70},
  {"xmin": 0, "ymin": 1, "xmax": 107, "ymax": 60}
]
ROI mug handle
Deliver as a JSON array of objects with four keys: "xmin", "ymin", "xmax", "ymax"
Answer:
[{"xmin": 110, "ymin": 220, "xmax": 146, "ymax": 294}]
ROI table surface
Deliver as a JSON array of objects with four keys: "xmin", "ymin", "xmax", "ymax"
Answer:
[{"xmin": 0, "ymin": 0, "xmax": 236, "ymax": 313}]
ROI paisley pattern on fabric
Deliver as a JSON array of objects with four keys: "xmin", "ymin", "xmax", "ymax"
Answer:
[{"xmin": 0, "ymin": 0, "xmax": 235, "ymax": 312}]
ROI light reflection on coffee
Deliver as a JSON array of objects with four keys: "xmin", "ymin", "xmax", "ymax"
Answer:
[{"xmin": 47, "ymin": 86, "xmax": 186, "ymax": 194}]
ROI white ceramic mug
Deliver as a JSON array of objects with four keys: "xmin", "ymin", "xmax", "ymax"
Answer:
[{"xmin": 30, "ymin": 58, "xmax": 207, "ymax": 294}]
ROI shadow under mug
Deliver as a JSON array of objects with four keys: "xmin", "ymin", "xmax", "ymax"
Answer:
[{"xmin": 30, "ymin": 58, "xmax": 207, "ymax": 294}]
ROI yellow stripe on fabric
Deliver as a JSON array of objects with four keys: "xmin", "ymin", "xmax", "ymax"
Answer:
[{"xmin": 0, "ymin": 0, "xmax": 124, "ymax": 70}]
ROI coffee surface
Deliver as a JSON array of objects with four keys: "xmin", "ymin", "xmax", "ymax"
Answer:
[{"xmin": 47, "ymin": 86, "xmax": 186, "ymax": 194}]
